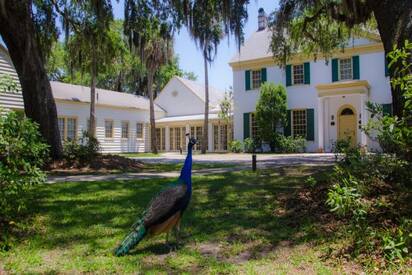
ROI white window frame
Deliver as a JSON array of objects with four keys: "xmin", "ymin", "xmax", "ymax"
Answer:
[
  {"xmin": 292, "ymin": 64, "xmax": 305, "ymax": 85},
  {"xmin": 121, "ymin": 121, "xmax": 129, "ymax": 139},
  {"xmin": 291, "ymin": 109, "xmax": 307, "ymax": 138},
  {"xmin": 251, "ymin": 69, "xmax": 262, "ymax": 89},
  {"xmin": 339, "ymin": 57, "xmax": 353, "ymax": 81},
  {"xmin": 104, "ymin": 119, "xmax": 114, "ymax": 139},
  {"xmin": 136, "ymin": 122, "xmax": 144, "ymax": 139},
  {"xmin": 58, "ymin": 116, "xmax": 78, "ymax": 141},
  {"xmin": 250, "ymin": 113, "xmax": 258, "ymax": 139}
]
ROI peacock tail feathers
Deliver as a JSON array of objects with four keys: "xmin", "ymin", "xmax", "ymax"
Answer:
[{"xmin": 115, "ymin": 219, "xmax": 146, "ymax": 256}]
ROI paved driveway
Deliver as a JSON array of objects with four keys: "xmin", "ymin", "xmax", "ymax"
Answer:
[
  {"xmin": 133, "ymin": 152, "xmax": 336, "ymax": 168},
  {"xmin": 47, "ymin": 153, "xmax": 336, "ymax": 183}
]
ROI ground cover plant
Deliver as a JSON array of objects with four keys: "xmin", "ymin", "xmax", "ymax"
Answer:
[{"xmin": 2, "ymin": 165, "xmax": 411, "ymax": 273}]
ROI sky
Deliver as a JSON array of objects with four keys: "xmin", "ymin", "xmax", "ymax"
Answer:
[{"xmin": 113, "ymin": 0, "xmax": 279, "ymax": 92}]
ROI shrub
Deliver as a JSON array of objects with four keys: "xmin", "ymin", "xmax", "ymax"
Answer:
[
  {"xmin": 229, "ymin": 140, "xmax": 242, "ymax": 153},
  {"xmin": 243, "ymin": 137, "xmax": 255, "ymax": 153},
  {"xmin": 63, "ymin": 131, "xmax": 100, "ymax": 164},
  {"xmin": 275, "ymin": 134, "xmax": 306, "ymax": 153},
  {"xmin": 0, "ymin": 111, "xmax": 49, "ymax": 222}
]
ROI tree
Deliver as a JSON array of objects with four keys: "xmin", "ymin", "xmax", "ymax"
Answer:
[
  {"xmin": 255, "ymin": 83, "xmax": 287, "ymax": 152},
  {"xmin": 0, "ymin": 1, "xmax": 63, "ymax": 159},
  {"xmin": 125, "ymin": 1, "xmax": 174, "ymax": 154},
  {"xmin": 62, "ymin": 1, "xmax": 116, "ymax": 137},
  {"xmin": 186, "ymin": 2, "xmax": 224, "ymax": 154},
  {"xmin": 270, "ymin": 0, "xmax": 412, "ymax": 117},
  {"xmin": 218, "ymin": 88, "xmax": 234, "ymax": 146}
]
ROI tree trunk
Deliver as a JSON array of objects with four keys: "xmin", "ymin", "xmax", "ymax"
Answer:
[
  {"xmin": 148, "ymin": 71, "xmax": 158, "ymax": 154},
  {"xmin": 202, "ymin": 54, "xmax": 209, "ymax": 154},
  {"xmin": 371, "ymin": 0, "xmax": 412, "ymax": 117},
  {"xmin": 0, "ymin": 1, "xmax": 63, "ymax": 159},
  {"xmin": 89, "ymin": 53, "xmax": 97, "ymax": 137}
]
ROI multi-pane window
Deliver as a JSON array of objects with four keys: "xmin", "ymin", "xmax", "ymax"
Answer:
[
  {"xmin": 155, "ymin": 128, "xmax": 165, "ymax": 151},
  {"xmin": 251, "ymin": 70, "xmax": 262, "ymax": 89},
  {"xmin": 58, "ymin": 117, "xmax": 77, "ymax": 141},
  {"xmin": 169, "ymin": 127, "xmax": 183, "ymax": 151},
  {"xmin": 170, "ymin": 128, "xmax": 175, "ymax": 151},
  {"xmin": 190, "ymin": 126, "xmax": 203, "ymax": 151},
  {"xmin": 136, "ymin": 123, "xmax": 143, "ymax": 139},
  {"xmin": 105, "ymin": 120, "xmax": 114, "ymax": 138},
  {"xmin": 292, "ymin": 64, "xmax": 304, "ymax": 85},
  {"xmin": 292, "ymin": 110, "xmax": 307, "ymax": 138},
  {"xmin": 121, "ymin": 121, "xmax": 129, "ymax": 139},
  {"xmin": 250, "ymin": 113, "xmax": 258, "ymax": 139},
  {"xmin": 181, "ymin": 127, "xmax": 187, "ymax": 151},
  {"xmin": 339, "ymin": 58, "xmax": 352, "ymax": 80},
  {"xmin": 214, "ymin": 124, "xmax": 228, "ymax": 151}
]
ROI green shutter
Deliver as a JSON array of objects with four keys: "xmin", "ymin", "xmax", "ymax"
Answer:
[
  {"xmin": 286, "ymin": 65, "xmax": 292, "ymax": 86},
  {"xmin": 284, "ymin": 110, "xmax": 291, "ymax": 136},
  {"xmin": 245, "ymin": 70, "xmax": 251, "ymax": 91},
  {"xmin": 306, "ymin": 109, "xmax": 315, "ymax": 141},
  {"xmin": 385, "ymin": 56, "xmax": 389, "ymax": 77},
  {"xmin": 304, "ymin": 62, "xmax": 310, "ymax": 84},
  {"xmin": 352, "ymin": 55, "xmax": 360, "ymax": 79},
  {"xmin": 261, "ymin": 68, "xmax": 267, "ymax": 83},
  {"xmin": 243, "ymin": 113, "xmax": 250, "ymax": 139},
  {"xmin": 332, "ymin": 58, "xmax": 339, "ymax": 82},
  {"xmin": 382, "ymin": 104, "xmax": 392, "ymax": 116}
]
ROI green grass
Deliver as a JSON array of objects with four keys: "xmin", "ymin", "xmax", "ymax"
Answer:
[{"xmin": 2, "ymin": 166, "xmax": 405, "ymax": 273}]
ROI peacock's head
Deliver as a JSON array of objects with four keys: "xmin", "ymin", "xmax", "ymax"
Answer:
[{"xmin": 186, "ymin": 133, "xmax": 197, "ymax": 149}]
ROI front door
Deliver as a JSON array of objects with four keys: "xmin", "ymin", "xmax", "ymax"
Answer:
[{"xmin": 338, "ymin": 106, "xmax": 357, "ymax": 146}]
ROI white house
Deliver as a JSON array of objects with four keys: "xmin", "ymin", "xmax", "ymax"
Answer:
[
  {"xmin": 0, "ymin": 44, "xmax": 230, "ymax": 153},
  {"xmin": 229, "ymin": 9, "xmax": 392, "ymax": 152}
]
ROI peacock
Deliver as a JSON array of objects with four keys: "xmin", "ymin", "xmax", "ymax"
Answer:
[{"xmin": 114, "ymin": 136, "xmax": 197, "ymax": 256}]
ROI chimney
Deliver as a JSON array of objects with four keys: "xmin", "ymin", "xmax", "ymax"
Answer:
[{"xmin": 257, "ymin": 8, "xmax": 267, "ymax": 31}]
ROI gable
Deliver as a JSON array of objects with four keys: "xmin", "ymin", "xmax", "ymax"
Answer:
[{"xmin": 155, "ymin": 77, "xmax": 205, "ymax": 116}]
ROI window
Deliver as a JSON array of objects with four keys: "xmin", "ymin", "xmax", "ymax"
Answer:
[
  {"xmin": 105, "ymin": 120, "xmax": 113, "ymax": 138},
  {"xmin": 136, "ymin": 123, "xmax": 143, "ymax": 139},
  {"xmin": 339, "ymin": 58, "xmax": 352, "ymax": 80},
  {"xmin": 251, "ymin": 70, "xmax": 262, "ymax": 89},
  {"xmin": 292, "ymin": 64, "xmax": 304, "ymax": 85},
  {"xmin": 58, "ymin": 117, "xmax": 77, "ymax": 141},
  {"xmin": 121, "ymin": 121, "xmax": 129, "ymax": 139},
  {"xmin": 190, "ymin": 126, "xmax": 203, "ymax": 151},
  {"xmin": 250, "ymin": 113, "xmax": 258, "ymax": 139},
  {"xmin": 292, "ymin": 110, "xmax": 307, "ymax": 138},
  {"xmin": 155, "ymin": 127, "xmax": 166, "ymax": 151},
  {"xmin": 170, "ymin": 128, "xmax": 175, "ymax": 151}
]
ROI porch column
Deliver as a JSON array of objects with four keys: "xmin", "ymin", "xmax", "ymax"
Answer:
[
  {"xmin": 360, "ymin": 94, "xmax": 368, "ymax": 147},
  {"xmin": 165, "ymin": 126, "xmax": 170, "ymax": 151},
  {"xmin": 317, "ymin": 97, "xmax": 324, "ymax": 151},
  {"xmin": 208, "ymin": 122, "xmax": 213, "ymax": 152}
]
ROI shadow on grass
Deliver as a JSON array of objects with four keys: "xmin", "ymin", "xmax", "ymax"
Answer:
[{"xmin": 20, "ymin": 166, "xmax": 333, "ymax": 264}]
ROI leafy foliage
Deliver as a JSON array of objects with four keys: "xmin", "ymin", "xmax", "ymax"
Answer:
[
  {"xmin": 243, "ymin": 137, "xmax": 255, "ymax": 153},
  {"xmin": 0, "ymin": 112, "xmax": 49, "ymax": 223},
  {"xmin": 0, "ymin": 74, "xmax": 18, "ymax": 92},
  {"xmin": 274, "ymin": 134, "xmax": 306, "ymax": 153},
  {"xmin": 229, "ymin": 140, "xmax": 242, "ymax": 153},
  {"xmin": 255, "ymin": 83, "xmax": 287, "ymax": 151},
  {"xmin": 63, "ymin": 132, "xmax": 100, "ymax": 165}
]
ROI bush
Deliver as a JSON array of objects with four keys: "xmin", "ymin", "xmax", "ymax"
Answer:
[
  {"xmin": 0, "ymin": 111, "xmax": 49, "ymax": 222},
  {"xmin": 275, "ymin": 134, "xmax": 306, "ymax": 153},
  {"xmin": 229, "ymin": 140, "xmax": 242, "ymax": 153},
  {"xmin": 243, "ymin": 137, "xmax": 255, "ymax": 153},
  {"xmin": 63, "ymin": 131, "xmax": 100, "ymax": 164}
]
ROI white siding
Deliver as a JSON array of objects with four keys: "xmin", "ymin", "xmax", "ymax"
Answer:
[{"xmin": 0, "ymin": 46, "xmax": 23, "ymax": 112}]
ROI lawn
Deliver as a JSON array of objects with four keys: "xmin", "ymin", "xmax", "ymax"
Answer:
[{"xmin": 1, "ymin": 166, "xmax": 406, "ymax": 273}]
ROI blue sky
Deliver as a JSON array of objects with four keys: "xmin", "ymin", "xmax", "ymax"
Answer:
[{"xmin": 113, "ymin": 0, "xmax": 279, "ymax": 91}]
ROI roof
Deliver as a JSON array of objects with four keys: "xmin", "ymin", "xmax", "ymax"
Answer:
[
  {"xmin": 51, "ymin": 81, "xmax": 164, "ymax": 112},
  {"xmin": 230, "ymin": 28, "xmax": 273, "ymax": 64},
  {"xmin": 156, "ymin": 113, "xmax": 221, "ymax": 123},
  {"xmin": 174, "ymin": 76, "xmax": 225, "ymax": 107},
  {"xmin": 229, "ymin": 28, "xmax": 383, "ymax": 66}
]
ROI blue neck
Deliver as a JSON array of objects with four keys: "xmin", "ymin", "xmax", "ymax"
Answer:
[{"xmin": 179, "ymin": 145, "xmax": 193, "ymax": 187}]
